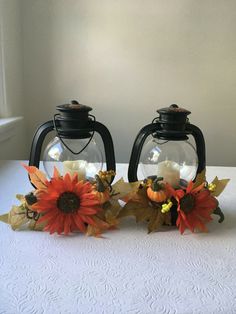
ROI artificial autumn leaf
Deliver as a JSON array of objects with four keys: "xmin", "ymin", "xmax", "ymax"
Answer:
[
  {"xmin": 8, "ymin": 205, "xmax": 29, "ymax": 230},
  {"xmin": 123, "ymin": 185, "xmax": 151, "ymax": 207},
  {"xmin": 102, "ymin": 199, "xmax": 122, "ymax": 227},
  {"xmin": 117, "ymin": 183, "xmax": 155, "ymax": 224},
  {"xmin": 147, "ymin": 209, "xmax": 160, "ymax": 233},
  {"xmin": 210, "ymin": 177, "xmax": 230, "ymax": 197},
  {"xmin": 97, "ymin": 170, "xmax": 116, "ymax": 187},
  {"xmin": 23, "ymin": 164, "xmax": 47, "ymax": 189},
  {"xmin": 147, "ymin": 209, "xmax": 171, "ymax": 234},
  {"xmin": 10, "ymin": 210, "xmax": 44, "ymax": 231},
  {"xmin": 86, "ymin": 224, "xmax": 103, "ymax": 237},
  {"xmin": 0, "ymin": 213, "xmax": 9, "ymax": 224},
  {"xmin": 97, "ymin": 199, "xmax": 121, "ymax": 226},
  {"xmin": 164, "ymin": 211, "xmax": 171, "ymax": 226},
  {"xmin": 16, "ymin": 194, "xmax": 26, "ymax": 202},
  {"xmin": 86, "ymin": 216, "xmax": 113, "ymax": 237},
  {"xmin": 193, "ymin": 169, "xmax": 206, "ymax": 188},
  {"xmin": 117, "ymin": 198, "xmax": 171, "ymax": 233},
  {"xmin": 28, "ymin": 219, "xmax": 45, "ymax": 231},
  {"xmin": 117, "ymin": 201, "xmax": 153, "ymax": 223},
  {"xmin": 0, "ymin": 194, "xmax": 43, "ymax": 231},
  {"xmin": 111, "ymin": 178, "xmax": 140, "ymax": 201}
]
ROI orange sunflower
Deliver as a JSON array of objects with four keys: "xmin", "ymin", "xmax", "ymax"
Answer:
[
  {"xmin": 168, "ymin": 181, "xmax": 218, "ymax": 234},
  {"xmin": 32, "ymin": 171, "xmax": 102, "ymax": 235}
]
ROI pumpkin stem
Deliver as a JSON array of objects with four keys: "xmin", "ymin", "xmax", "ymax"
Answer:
[
  {"xmin": 95, "ymin": 175, "xmax": 106, "ymax": 192},
  {"xmin": 151, "ymin": 177, "xmax": 164, "ymax": 191}
]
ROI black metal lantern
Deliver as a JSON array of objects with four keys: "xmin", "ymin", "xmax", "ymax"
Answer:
[
  {"xmin": 128, "ymin": 104, "xmax": 205, "ymax": 186},
  {"xmin": 29, "ymin": 100, "xmax": 115, "ymax": 184}
]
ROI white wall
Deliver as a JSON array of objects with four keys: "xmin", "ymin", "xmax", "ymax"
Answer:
[
  {"xmin": 0, "ymin": 0, "xmax": 27, "ymax": 159},
  {"xmin": 21, "ymin": 0, "xmax": 236, "ymax": 165}
]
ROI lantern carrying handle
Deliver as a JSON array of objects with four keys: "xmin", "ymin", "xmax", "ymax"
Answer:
[
  {"xmin": 128, "ymin": 122, "xmax": 160, "ymax": 182},
  {"xmin": 91, "ymin": 121, "xmax": 116, "ymax": 182},
  {"xmin": 53, "ymin": 113, "xmax": 96, "ymax": 155},
  {"xmin": 28, "ymin": 118, "xmax": 116, "ymax": 186},
  {"xmin": 29, "ymin": 120, "xmax": 54, "ymax": 169},
  {"xmin": 28, "ymin": 120, "xmax": 54, "ymax": 188},
  {"xmin": 128, "ymin": 121, "xmax": 206, "ymax": 183},
  {"xmin": 186, "ymin": 123, "xmax": 206, "ymax": 174}
]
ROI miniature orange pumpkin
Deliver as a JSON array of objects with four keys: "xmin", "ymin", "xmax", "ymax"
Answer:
[{"xmin": 147, "ymin": 177, "xmax": 167, "ymax": 203}]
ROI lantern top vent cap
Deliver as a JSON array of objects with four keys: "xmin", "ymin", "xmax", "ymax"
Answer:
[
  {"xmin": 56, "ymin": 100, "xmax": 92, "ymax": 113},
  {"xmin": 157, "ymin": 104, "xmax": 191, "ymax": 115}
]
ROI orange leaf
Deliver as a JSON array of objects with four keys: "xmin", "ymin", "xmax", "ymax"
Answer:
[
  {"xmin": 53, "ymin": 167, "xmax": 61, "ymax": 179},
  {"xmin": 23, "ymin": 164, "xmax": 48, "ymax": 189}
]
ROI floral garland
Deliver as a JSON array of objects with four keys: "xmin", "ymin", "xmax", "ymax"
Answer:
[{"xmin": 0, "ymin": 165, "xmax": 229, "ymax": 236}]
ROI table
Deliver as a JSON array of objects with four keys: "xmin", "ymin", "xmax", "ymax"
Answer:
[{"xmin": 0, "ymin": 161, "xmax": 236, "ymax": 314}]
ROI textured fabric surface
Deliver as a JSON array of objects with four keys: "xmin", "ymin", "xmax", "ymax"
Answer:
[{"xmin": 0, "ymin": 161, "xmax": 236, "ymax": 314}]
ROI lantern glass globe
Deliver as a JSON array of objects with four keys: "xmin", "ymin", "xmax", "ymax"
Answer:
[
  {"xmin": 43, "ymin": 137, "xmax": 103, "ymax": 181},
  {"xmin": 139, "ymin": 138, "xmax": 198, "ymax": 187}
]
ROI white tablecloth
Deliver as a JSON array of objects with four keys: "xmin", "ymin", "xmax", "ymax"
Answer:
[{"xmin": 0, "ymin": 161, "xmax": 236, "ymax": 314}]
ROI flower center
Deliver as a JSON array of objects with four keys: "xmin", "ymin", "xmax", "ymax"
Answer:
[
  {"xmin": 180, "ymin": 194, "xmax": 195, "ymax": 214},
  {"xmin": 57, "ymin": 192, "xmax": 80, "ymax": 214}
]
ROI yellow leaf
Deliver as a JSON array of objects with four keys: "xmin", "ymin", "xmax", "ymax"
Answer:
[
  {"xmin": 193, "ymin": 169, "xmax": 206, "ymax": 188},
  {"xmin": 147, "ymin": 209, "xmax": 171, "ymax": 233},
  {"xmin": 119, "ymin": 184, "xmax": 150, "ymax": 210},
  {"xmin": 135, "ymin": 187, "xmax": 150, "ymax": 207},
  {"xmin": 16, "ymin": 194, "xmax": 26, "ymax": 203},
  {"xmin": 111, "ymin": 178, "xmax": 140, "ymax": 201},
  {"xmin": 86, "ymin": 224, "xmax": 101, "ymax": 237},
  {"xmin": 118, "ymin": 201, "xmax": 153, "ymax": 222},
  {"xmin": 7, "ymin": 202, "xmax": 44, "ymax": 231},
  {"xmin": 0, "ymin": 213, "xmax": 9, "ymax": 224},
  {"xmin": 211, "ymin": 177, "xmax": 230, "ymax": 197},
  {"xmin": 104, "ymin": 211, "xmax": 120, "ymax": 226},
  {"xmin": 28, "ymin": 220, "xmax": 46, "ymax": 231},
  {"xmin": 163, "ymin": 211, "xmax": 172, "ymax": 226},
  {"xmin": 148, "ymin": 210, "xmax": 161, "ymax": 233},
  {"xmin": 99, "ymin": 199, "xmax": 122, "ymax": 225},
  {"xmin": 8, "ymin": 205, "xmax": 29, "ymax": 230}
]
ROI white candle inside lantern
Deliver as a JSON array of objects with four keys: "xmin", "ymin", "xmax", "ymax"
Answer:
[
  {"xmin": 157, "ymin": 160, "xmax": 180, "ymax": 188},
  {"xmin": 63, "ymin": 160, "xmax": 88, "ymax": 181}
]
